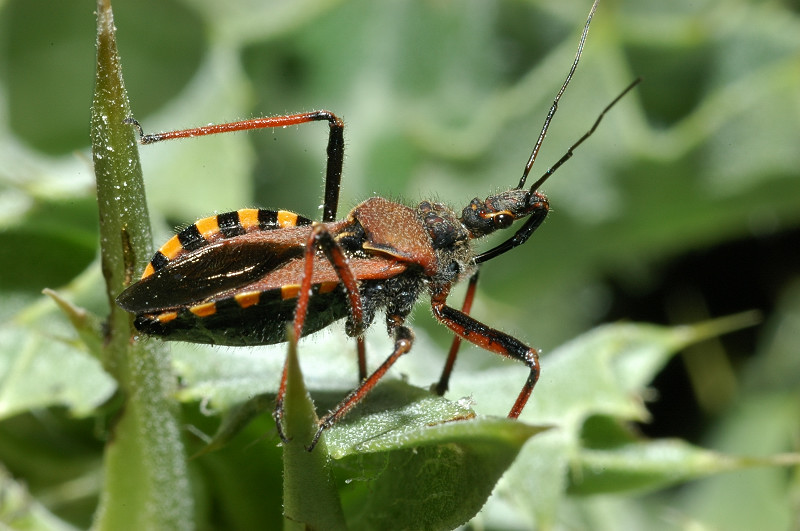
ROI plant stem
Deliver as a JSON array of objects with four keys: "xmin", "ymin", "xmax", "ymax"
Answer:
[{"xmin": 91, "ymin": 1, "xmax": 193, "ymax": 528}]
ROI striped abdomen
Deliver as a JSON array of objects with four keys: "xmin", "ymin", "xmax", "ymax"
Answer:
[{"xmin": 142, "ymin": 208, "xmax": 312, "ymax": 279}]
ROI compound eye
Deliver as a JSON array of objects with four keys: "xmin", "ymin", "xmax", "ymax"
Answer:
[
  {"xmin": 492, "ymin": 212, "xmax": 514, "ymax": 229},
  {"xmin": 447, "ymin": 261, "xmax": 460, "ymax": 275}
]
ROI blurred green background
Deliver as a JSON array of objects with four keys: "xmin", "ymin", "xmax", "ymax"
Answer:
[{"xmin": 0, "ymin": 0, "xmax": 798, "ymax": 529}]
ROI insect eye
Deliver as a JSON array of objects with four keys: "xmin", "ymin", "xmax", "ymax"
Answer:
[{"xmin": 493, "ymin": 213, "xmax": 514, "ymax": 228}]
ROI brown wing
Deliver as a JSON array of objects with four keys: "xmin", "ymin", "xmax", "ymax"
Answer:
[
  {"xmin": 238, "ymin": 255, "xmax": 409, "ymax": 293},
  {"xmin": 117, "ymin": 221, "xmax": 408, "ymax": 313},
  {"xmin": 117, "ymin": 228, "xmax": 313, "ymax": 312}
]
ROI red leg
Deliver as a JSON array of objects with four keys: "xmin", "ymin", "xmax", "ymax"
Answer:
[
  {"xmin": 273, "ymin": 223, "xmax": 366, "ymax": 443},
  {"xmin": 291, "ymin": 223, "xmax": 364, "ymax": 340},
  {"xmin": 431, "ymin": 293, "xmax": 540, "ymax": 419},
  {"xmin": 434, "ymin": 270, "xmax": 480, "ymax": 396},
  {"xmin": 125, "ymin": 110, "xmax": 345, "ymax": 222},
  {"xmin": 272, "ymin": 353, "xmax": 292, "ymax": 444},
  {"xmin": 306, "ymin": 321, "xmax": 414, "ymax": 451}
]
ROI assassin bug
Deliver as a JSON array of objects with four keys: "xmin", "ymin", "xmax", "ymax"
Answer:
[{"xmin": 117, "ymin": 0, "xmax": 638, "ymax": 450}]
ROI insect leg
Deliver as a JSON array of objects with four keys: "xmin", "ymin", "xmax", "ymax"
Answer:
[
  {"xmin": 434, "ymin": 270, "xmax": 480, "ymax": 396},
  {"xmin": 273, "ymin": 357, "xmax": 292, "ymax": 444},
  {"xmin": 431, "ymin": 294, "xmax": 540, "ymax": 419},
  {"xmin": 356, "ymin": 337, "xmax": 367, "ymax": 382},
  {"xmin": 307, "ymin": 320, "xmax": 414, "ymax": 451},
  {"xmin": 293, "ymin": 221, "xmax": 369, "ymax": 379},
  {"xmin": 291, "ymin": 224, "xmax": 364, "ymax": 340},
  {"xmin": 125, "ymin": 110, "xmax": 345, "ymax": 221},
  {"xmin": 273, "ymin": 222, "xmax": 366, "ymax": 443},
  {"xmin": 303, "ymin": 226, "xmax": 368, "ymax": 380}
]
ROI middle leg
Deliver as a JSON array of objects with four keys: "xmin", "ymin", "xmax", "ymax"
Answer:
[{"xmin": 273, "ymin": 222, "xmax": 366, "ymax": 443}]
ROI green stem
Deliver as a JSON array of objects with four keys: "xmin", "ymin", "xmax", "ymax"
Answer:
[
  {"xmin": 90, "ymin": 0, "xmax": 193, "ymax": 528},
  {"xmin": 282, "ymin": 328, "xmax": 346, "ymax": 530}
]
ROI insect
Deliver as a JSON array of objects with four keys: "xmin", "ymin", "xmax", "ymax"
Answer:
[{"xmin": 117, "ymin": 0, "xmax": 638, "ymax": 450}]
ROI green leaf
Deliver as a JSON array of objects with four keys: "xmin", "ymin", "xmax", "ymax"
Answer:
[
  {"xmin": 0, "ymin": 326, "xmax": 115, "ymax": 420},
  {"xmin": 190, "ymin": 392, "xmax": 273, "ymax": 458},
  {"xmin": 571, "ymin": 439, "xmax": 740, "ymax": 495},
  {"xmin": 0, "ymin": 462, "xmax": 81, "ymax": 531},
  {"xmin": 464, "ymin": 318, "xmax": 761, "ymax": 527},
  {"xmin": 327, "ymin": 381, "xmax": 544, "ymax": 531},
  {"xmin": 324, "ymin": 379, "xmax": 547, "ymax": 458},
  {"xmin": 172, "ymin": 312, "xmax": 764, "ymax": 528},
  {"xmin": 340, "ymin": 432, "xmax": 535, "ymax": 531},
  {"xmin": 42, "ymin": 288, "xmax": 105, "ymax": 363},
  {"xmin": 0, "ymin": 198, "xmax": 97, "ymax": 295},
  {"xmin": 171, "ymin": 331, "xmax": 376, "ymax": 411}
]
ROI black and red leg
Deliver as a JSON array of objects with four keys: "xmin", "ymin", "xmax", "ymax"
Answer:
[
  {"xmin": 434, "ymin": 270, "xmax": 480, "ymax": 396},
  {"xmin": 307, "ymin": 318, "xmax": 414, "ymax": 451},
  {"xmin": 272, "ymin": 222, "xmax": 366, "ymax": 443},
  {"xmin": 431, "ymin": 292, "xmax": 540, "ymax": 419},
  {"xmin": 125, "ymin": 110, "xmax": 345, "ymax": 222},
  {"xmin": 272, "ymin": 222, "xmax": 416, "ymax": 450}
]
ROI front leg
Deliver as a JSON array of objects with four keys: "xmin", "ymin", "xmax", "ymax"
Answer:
[
  {"xmin": 430, "ymin": 293, "xmax": 540, "ymax": 419},
  {"xmin": 434, "ymin": 270, "xmax": 480, "ymax": 396}
]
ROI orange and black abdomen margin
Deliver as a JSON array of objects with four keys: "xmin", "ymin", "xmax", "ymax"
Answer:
[
  {"xmin": 141, "ymin": 208, "xmax": 312, "ymax": 279},
  {"xmin": 132, "ymin": 281, "xmax": 350, "ymax": 346},
  {"xmin": 115, "ymin": 208, "xmax": 351, "ymax": 345}
]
